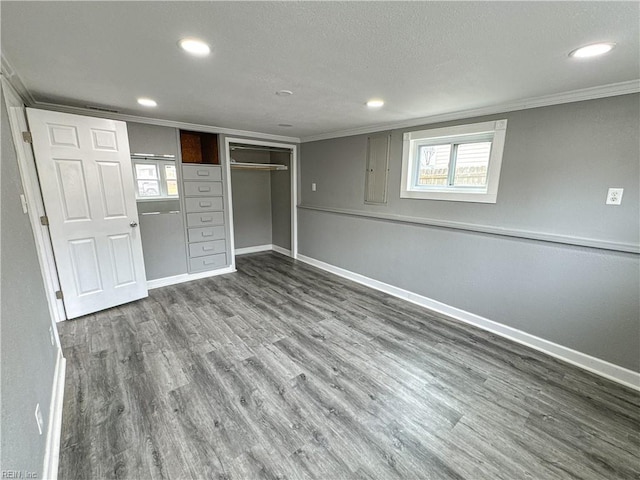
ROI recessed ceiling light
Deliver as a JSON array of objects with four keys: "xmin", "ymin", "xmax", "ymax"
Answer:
[
  {"xmin": 366, "ymin": 99, "xmax": 384, "ymax": 108},
  {"xmin": 137, "ymin": 98, "xmax": 157, "ymax": 107},
  {"xmin": 276, "ymin": 90, "xmax": 293, "ymax": 96},
  {"xmin": 569, "ymin": 42, "xmax": 616, "ymax": 58},
  {"xmin": 179, "ymin": 38, "xmax": 211, "ymax": 56},
  {"xmin": 278, "ymin": 123, "xmax": 293, "ymax": 127}
]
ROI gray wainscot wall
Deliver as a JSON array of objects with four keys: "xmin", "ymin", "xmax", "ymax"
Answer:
[{"xmin": 298, "ymin": 94, "xmax": 640, "ymax": 372}]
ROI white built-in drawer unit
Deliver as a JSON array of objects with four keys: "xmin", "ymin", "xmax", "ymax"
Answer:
[
  {"xmin": 183, "ymin": 181, "xmax": 223, "ymax": 197},
  {"xmin": 189, "ymin": 239, "xmax": 226, "ymax": 257},
  {"xmin": 189, "ymin": 253, "xmax": 227, "ymax": 272},
  {"xmin": 187, "ymin": 226, "xmax": 226, "ymax": 243},
  {"xmin": 181, "ymin": 164, "xmax": 227, "ymax": 273},
  {"xmin": 185, "ymin": 197, "xmax": 223, "ymax": 213},
  {"xmin": 186, "ymin": 212, "xmax": 224, "ymax": 228},
  {"xmin": 182, "ymin": 165, "xmax": 223, "ymax": 181}
]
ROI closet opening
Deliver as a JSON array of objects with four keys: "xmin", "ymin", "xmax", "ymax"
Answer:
[{"xmin": 224, "ymin": 138, "xmax": 297, "ymax": 266}]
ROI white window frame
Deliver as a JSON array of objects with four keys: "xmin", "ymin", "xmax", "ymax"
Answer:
[
  {"xmin": 132, "ymin": 158, "xmax": 179, "ymax": 201},
  {"xmin": 400, "ymin": 119, "xmax": 508, "ymax": 203}
]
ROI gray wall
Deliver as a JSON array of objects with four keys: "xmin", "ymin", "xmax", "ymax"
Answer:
[
  {"xmin": 136, "ymin": 199, "xmax": 181, "ymax": 214},
  {"xmin": 299, "ymin": 94, "xmax": 640, "ymax": 372},
  {"xmin": 1, "ymin": 88, "xmax": 58, "ymax": 476},
  {"xmin": 231, "ymin": 150, "xmax": 273, "ymax": 249},
  {"xmin": 139, "ymin": 212, "xmax": 188, "ymax": 280},
  {"xmin": 127, "ymin": 123, "xmax": 187, "ymax": 280},
  {"xmin": 127, "ymin": 122, "xmax": 178, "ymax": 156},
  {"xmin": 270, "ymin": 151, "xmax": 291, "ymax": 250}
]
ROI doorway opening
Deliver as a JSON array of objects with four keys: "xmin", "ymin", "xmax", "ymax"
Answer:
[{"xmin": 224, "ymin": 137, "xmax": 298, "ymax": 268}]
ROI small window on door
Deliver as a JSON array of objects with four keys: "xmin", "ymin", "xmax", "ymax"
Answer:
[{"xmin": 132, "ymin": 159, "xmax": 179, "ymax": 200}]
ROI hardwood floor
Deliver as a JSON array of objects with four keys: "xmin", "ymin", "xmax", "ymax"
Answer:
[{"xmin": 57, "ymin": 252, "xmax": 640, "ymax": 479}]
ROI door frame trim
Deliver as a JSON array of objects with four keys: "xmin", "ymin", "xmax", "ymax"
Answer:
[
  {"xmin": 1, "ymin": 77, "xmax": 67, "ymax": 324},
  {"xmin": 223, "ymin": 137, "xmax": 299, "ymax": 268}
]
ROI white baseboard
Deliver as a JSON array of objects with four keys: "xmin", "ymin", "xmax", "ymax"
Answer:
[
  {"xmin": 234, "ymin": 244, "xmax": 274, "ymax": 255},
  {"xmin": 147, "ymin": 266, "xmax": 236, "ymax": 290},
  {"xmin": 233, "ymin": 244, "xmax": 292, "ymax": 257},
  {"xmin": 272, "ymin": 245, "xmax": 292, "ymax": 257},
  {"xmin": 147, "ymin": 245, "xmax": 294, "ymax": 291},
  {"xmin": 296, "ymin": 254, "xmax": 640, "ymax": 391},
  {"xmin": 42, "ymin": 349, "xmax": 66, "ymax": 480}
]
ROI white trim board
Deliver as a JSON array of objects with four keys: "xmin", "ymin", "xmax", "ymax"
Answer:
[
  {"xmin": 300, "ymin": 80, "xmax": 640, "ymax": 142},
  {"xmin": 298, "ymin": 204, "xmax": 639, "ymax": 254},
  {"xmin": 148, "ymin": 245, "xmax": 293, "ymax": 290},
  {"xmin": 42, "ymin": 349, "xmax": 66, "ymax": 480},
  {"xmin": 235, "ymin": 244, "xmax": 293, "ymax": 257},
  {"xmin": 272, "ymin": 245, "xmax": 292, "ymax": 257},
  {"xmin": 235, "ymin": 244, "xmax": 274, "ymax": 255},
  {"xmin": 147, "ymin": 266, "xmax": 236, "ymax": 290},
  {"xmin": 296, "ymin": 254, "xmax": 640, "ymax": 391},
  {"xmin": 224, "ymin": 136, "xmax": 299, "ymax": 262},
  {"xmin": 1, "ymin": 78, "xmax": 67, "ymax": 325}
]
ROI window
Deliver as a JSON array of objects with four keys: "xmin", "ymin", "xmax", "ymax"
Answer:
[
  {"xmin": 400, "ymin": 119, "xmax": 507, "ymax": 203},
  {"xmin": 132, "ymin": 158, "xmax": 179, "ymax": 200}
]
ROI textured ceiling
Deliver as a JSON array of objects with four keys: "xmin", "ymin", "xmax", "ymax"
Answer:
[{"xmin": 1, "ymin": 1, "xmax": 638, "ymax": 140}]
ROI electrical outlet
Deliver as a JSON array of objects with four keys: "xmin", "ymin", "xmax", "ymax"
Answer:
[
  {"xmin": 311, "ymin": 183, "xmax": 317, "ymax": 192},
  {"xmin": 35, "ymin": 403, "xmax": 43, "ymax": 435},
  {"xmin": 606, "ymin": 188, "xmax": 624, "ymax": 205}
]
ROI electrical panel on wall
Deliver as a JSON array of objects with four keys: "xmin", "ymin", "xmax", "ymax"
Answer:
[{"xmin": 365, "ymin": 133, "xmax": 391, "ymax": 204}]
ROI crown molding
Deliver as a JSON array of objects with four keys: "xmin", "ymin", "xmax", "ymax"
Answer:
[
  {"xmin": 1, "ymin": 54, "xmax": 36, "ymax": 105},
  {"xmin": 4, "ymin": 49, "xmax": 636, "ymax": 145},
  {"xmin": 300, "ymin": 80, "xmax": 640, "ymax": 143},
  {"xmin": 1, "ymin": 53, "xmax": 300, "ymax": 143},
  {"xmin": 28, "ymin": 100, "xmax": 302, "ymax": 144}
]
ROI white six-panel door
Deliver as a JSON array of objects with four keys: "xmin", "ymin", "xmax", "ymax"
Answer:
[{"xmin": 26, "ymin": 108, "xmax": 147, "ymax": 319}]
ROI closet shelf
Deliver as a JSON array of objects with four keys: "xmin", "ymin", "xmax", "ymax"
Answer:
[{"xmin": 230, "ymin": 161, "xmax": 288, "ymax": 171}]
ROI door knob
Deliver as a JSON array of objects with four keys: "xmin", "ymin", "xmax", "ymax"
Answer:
[{"xmin": 130, "ymin": 221, "xmax": 138, "ymax": 227}]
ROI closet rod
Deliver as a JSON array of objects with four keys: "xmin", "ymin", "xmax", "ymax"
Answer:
[
  {"xmin": 230, "ymin": 161, "xmax": 288, "ymax": 171},
  {"xmin": 229, "ymin": 145, "xmax": 292, "ymax": 154}
]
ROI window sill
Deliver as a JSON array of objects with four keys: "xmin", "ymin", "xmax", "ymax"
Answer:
[
  {"xmin": 136, "ymin": 197, "xmax": 180, "ymax": 203},
  {"xmin": 400, "ymin": 190, "xmax": 497, "ymax": 203}
]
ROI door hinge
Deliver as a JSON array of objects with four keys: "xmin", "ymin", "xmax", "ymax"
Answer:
[
  {"xmin": 40, "ymin": 215, "xmax": 49, "ymax": 226},
  {"xmin": 55, "ymin": 290, "xmax": 63, "ymax": 300},
  {"xmin": 22, "ymin": 131, "xmax": 33, "ymax": 143}
]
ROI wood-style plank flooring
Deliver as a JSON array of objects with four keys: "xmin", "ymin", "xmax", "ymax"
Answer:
[{"xmin": 57, "ymin": 253, "xmax": 640, "ymax": 479}]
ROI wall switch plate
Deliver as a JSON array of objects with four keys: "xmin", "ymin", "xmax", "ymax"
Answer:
[
  {"xmin": 606, "ymin": 188, "xmax": 624, "ymax": 205},
  {"xmin": 311, "ymin": 183, "xmax": 317, "ymax": 192},
  {"xmin": 35, "ymin": 403, "xmax": 43, "ymax": 435}
]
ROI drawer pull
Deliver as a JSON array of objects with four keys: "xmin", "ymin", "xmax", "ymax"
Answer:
[
  {"xmin": 202, "ymin": 246, "xmax": 214, "ymax": 251},
  {"xmin": 198, "ymin": 186, "xmax": 211, "ymax": 192},
  {"xmin": 197, "ymin": 170, "xmax": 210, "ymax": 176},
  {"xmin": 199, "ymin": 202, "xmax": 212, "ymax": 207},
  {"xmin": 201, "ymin": 232, "xmax": 213, "ymax": 237},
  {"xmin": 203, "ymin": 259, "xmax": 215, "ymax": 265},
  {"xmin": 200, "ymin": 217, "xmax": 213, "ymax": 223}
]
